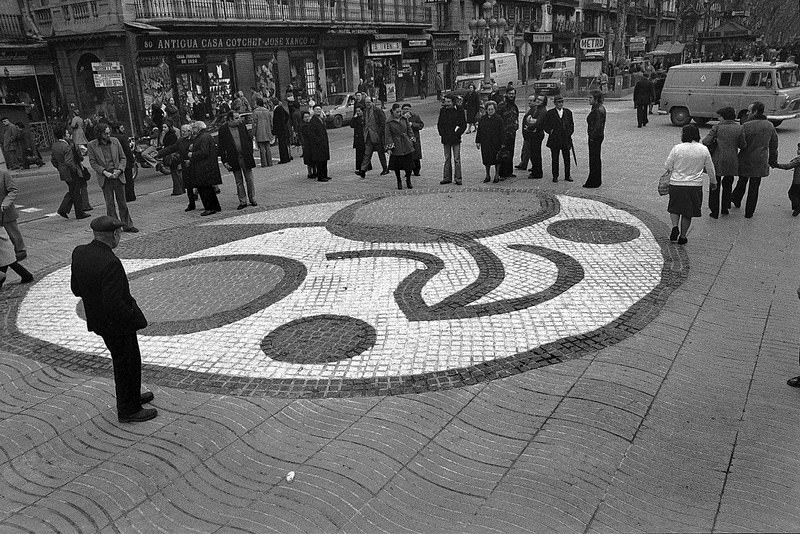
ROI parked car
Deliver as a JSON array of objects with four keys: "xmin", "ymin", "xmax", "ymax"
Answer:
[
  {"xmin": 659, "ymin": 61, "xmax": 800, "ymax": 127},
  {"xmin": 322, "ymin": 93, "xmax": 356, "ymax": 128}
]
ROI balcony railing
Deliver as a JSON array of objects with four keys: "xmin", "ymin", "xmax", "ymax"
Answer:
[
  {"xmin": 33, "ymin": 8, "xmax": 52, "ymax": 35},
  {"xmin": 0, "ymin": 14, "xmax": 26, "ymax": 40},
  {"xmin": 135, "ymin": 0, "xmax": 429, "ymax": 25}
]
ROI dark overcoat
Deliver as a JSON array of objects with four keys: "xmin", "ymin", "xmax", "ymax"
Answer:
[
  {"xmin": 304, "ymin": 116, "xmax": 330, "ymax": 163},
  {"xmin": 188, "ymin": 131, "xmax": 222, "ymax": 186},
  {"xmin": 476, "ymin": 113, "xmax": 504, "ymax": 165},
  {"xmin": 217, "ymin": 122, "xmax": 256, "ymax": 172},
  {"xmin": 544, "ymin": 108, "xmax": 574, "ymax": 150}
]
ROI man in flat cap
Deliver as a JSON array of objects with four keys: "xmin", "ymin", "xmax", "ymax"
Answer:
[{"xmin": 71, "ymin": 215, "xmax": 156, "ymax": 423}]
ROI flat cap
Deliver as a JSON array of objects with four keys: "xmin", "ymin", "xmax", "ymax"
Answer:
[{"xmin": 90, "ymin": 215, "xmax": 125, "ymax": 232}]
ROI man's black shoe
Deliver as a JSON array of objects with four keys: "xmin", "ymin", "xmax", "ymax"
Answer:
[
  {"xmin": 140, "ymin": 391, "xmax": 154, "ymax": 404},
  {"xmin": 380, "ymin": 169, "xmax": 390, "ymax": 176},
  {"xmin": 118, "ymin": 408, "xmax": 158, "ymax": 423},
  {"xmin": 123, "ymin": 226, "xmax": 139, "ymax": 233}
]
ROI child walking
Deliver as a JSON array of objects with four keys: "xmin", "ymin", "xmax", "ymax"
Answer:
[{"xmin": 773, "ymin": 142, "xmax": 800, "ymax": 217}]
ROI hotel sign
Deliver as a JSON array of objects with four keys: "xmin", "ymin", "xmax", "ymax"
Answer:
[
  {"xmin": 137, "ymin": 34, "xmax": 319, "ymax": 52},
  {"xmin": 366, "ymin": 40, "xmax": 402, "ymax": 56}
]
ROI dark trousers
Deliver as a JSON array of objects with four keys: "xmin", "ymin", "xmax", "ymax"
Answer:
[
  {"xmin": 413, "ymin": 158, "xmax": 421, "ymax": 175},
  {"xmin": 732, "ymin": 176, "xmax": 762, "ymax": 217},
  {"xmin": 708, "ymin": 175, "xmax": 734, "ymax": 215},
  {"xmin": 101, "ymin": 333, "xmax": 142, "ymax": 417},
  {"xmin": 0, "ymin": 262, "xmax": 32, "ymax": 285},
  {"xmin": 499, "ymin": 137, "xmax": 516, "ymax": 177},
  {"xmin": 197, "ymin": 185, "xmax": 221, "ymax": 212},
  {"xmin": 101, "ymin": 178, "xmax": 133, "ymax": 229},
  {"xmin": 170, "ymin": 168, "xmax": 184, "ymax": 195},
  {"xmin": 58, "ymin": 179, "xmax": 87, "ymax": 217},
  {"xmin": 551, "ymin": 146, "xmax": 571, "ymax": 179},
  {"xmin": 277, "ymin": 133, "xmax": 291, "ymax": 163},
  {"xmin": 528, "ymin": 134, "xmax": 544, "ymax": 178},
  {"xmin": 636, "ymin": 104, "xmax": 649, "ymax": 127},
  {"xmin": 315, "ymin": 161, "xmax": 328, "ymax": 180},
  {"xmin": 586, "ymin": 138, "xmax": 603, "ymax": 187},
  {"xmin": 518, "ymin": 138, "xmax": 530, "ymax": 168},
  {"xmin": 186, "ymin": 186, "xmax": 197, "ymax": 207},
  {"xmin": 361, "ymin": 138, "xmax": 388, "ymax": 172},
  {"xmin": 124, "ymin": 168, "xmax": 136, "ymax": 202},
  {"xmin": 354, "ymin": 145, "xmax": 365, "ymax": 171},
  {"xmin": 789, "ymin": 184, "xmax": 800, "ymax": 211}
]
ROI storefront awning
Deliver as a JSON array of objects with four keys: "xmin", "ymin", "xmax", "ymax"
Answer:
[
  {"xmin": 0, "ymin": 64, "xmax": 53, "ymax": 76},
  {"xmin": 651, "ymin": 42, "xmax": 685, "ymax": 56}
]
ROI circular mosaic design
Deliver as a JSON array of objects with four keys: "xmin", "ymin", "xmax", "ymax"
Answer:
[
  {"xmin": 547, "ymin": 219, "xmax": 641, "ymax": 244},
  {"xmin": 261, "ymin": 315, "xmax": 377, "ymax": 364},
  {"xmin": 4, "ymin": 190, "xmax": 688, "ymax": 398}
]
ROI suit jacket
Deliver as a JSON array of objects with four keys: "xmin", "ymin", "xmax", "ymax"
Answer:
[
  {"xmin": 272, "ymin": 104, "xmax": 291, "ymax": 137},
  {"xmin": 633, "ymin": 78, "xmax": 655, "ymax": 106},
  {"xmin": 544, "ymin": 108, "xmax": 574, "ymax": 149},
  {"xmin": 252, "ymin": 106, "xmax": 274, "ymax": 143},
  {"xmin": 363, "ymin": 106, "xmax": 386, "ymax": 145},
  {"xmin": 51, "ymin": 139, "xmax": 82, "ymax": 182},
  {"xmin": 188, "ymin": 131, "xmax": 222, "ymax": 186},
  {"xmin": 0, "ymin": 169, "xmax": 19, "ymax": 224},
  {"xmin": 217, "ymin": 122, "xmax": 256, "ymax": 172},
  {"xmin": 304, "ymin": 116, "xmax": 330, "ymax": 162},
  {"xmin": 702, "ymin": 120, "xmax": 746, "ymax": 176},
  {"xmin": 87, "ymin": 137, "xmax": 127, "ymax": 187},
  {"xmin": 70, "ymin": 240, "xmax": 148, "ymax": 337},
  {"xmin": 738, "ymin": 117, "xmax": 778, "ymax": 177}
]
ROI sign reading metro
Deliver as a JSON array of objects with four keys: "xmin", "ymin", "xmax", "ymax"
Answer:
[{"xmin": 137, "ymin": 34, "xmax": 320, "ymax": 52}]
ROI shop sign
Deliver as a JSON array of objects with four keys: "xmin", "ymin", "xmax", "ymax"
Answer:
[
  {"xmin": 0, "ymin": 65, "xmax": 35, "ymax": 76},
  {"xmin": 580, "ymin": 37, "xmax": 604, "ymax": 50},
  {"xmin": 137, "ymin": 34, "xmax": 319, "ymax": 52},
  {"xmin": 93, "ymin": 72, "xmax": 124, "ymax": 87},
  {"xmin": 175, "ymin": 54, "xmax": 202, "ymax": 66},
  {"xmin": 91, "ymin": 61, "xmax": 121, "ymax": 71},
  {"xmin": 629, "ymin": 36, "xmax": 646, "ymax": 52},
  {"xmin": 525, "ymin": 32, "xmax": 553, "ymax": 43},
  {"xmin": 407, "ymin": 40, "xmax": 429, "ymax": 47},
  {"xmin": 367, "ymin": 41, "xmax": 402, "ymax": 56}
]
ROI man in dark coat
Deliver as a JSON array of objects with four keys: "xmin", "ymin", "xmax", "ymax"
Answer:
[
  {"xmin": 187, "ymin": 121, "xmax": 222, "ymax": 216},
  {"xmin": 272, "ymin": 99, "xmax": 293, "ymax": 164},
  {"xmin": 306, "ymin": 106, "xmax": 331, "ymax": 182},
  {"xmin": 584, "ymin": 90, "xmax": 607, "ymax": 189},
  {"xmin": 496, "ymin": 87, "xmax": 520, "ymax": 179},
  {"xmin": 731, "ymin": 101, "xmax": 778, "ymax": 218},
  {"xmin": 52, "ymin": 124, "xmax": 89, "ymax": 220},
  {"xmin": 520, "ymin": 94, "xmax": 548, "ymax": 179},
  {"xmin": 71, "ymin": 215, "xmax": 156, "ymax": 424},
  {"xmin": 112, "ymin": 123, "xmax": 137, "ymax": 202},
  {"xmin": 402, "ymin": 102, "xmax": 424, "ymax": 176},
  {"xmin": 350, "ymin": 107, "xmax": 367, "ymax": 173},
  {"xmin": 543, "ymin": 95, "xmax": 575, "ymax": 182},
  {"xmin": 633, "ymin": 74, "xmax": 655, "ymax": 128},
  {"xmin": 437, "ymin": 93, "xmax": 467, "ymax": 185},
  {"xmin": 158, "ymin": 124, "xmax": 194, "ymax": 210},
  {"xmin": 356, "ymin": 96, "xmax": 389, "ymax": 177},
  {"xmin": 218, "ymin": 110, "xmax": 258, "ymax": 209}
]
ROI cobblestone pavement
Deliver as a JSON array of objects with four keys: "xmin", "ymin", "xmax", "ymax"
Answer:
[{"xmin": 1, "ymin": 96, "xmax": 800, "ymax": 532}]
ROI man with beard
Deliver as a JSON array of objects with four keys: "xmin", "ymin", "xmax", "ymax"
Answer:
[{"xmin": 496, "ymin": 87, "xmax": 520, "ymax": 179}]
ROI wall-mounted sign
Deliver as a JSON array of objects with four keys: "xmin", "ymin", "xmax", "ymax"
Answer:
[
  {"xmin": 91, "ymin": 61, "xmax": 121, "ymax": 71},
  {"xmin": 580, "ymin": 37, "xmax": 604, "ymax": 50},
  {"xmin": 137, "ymin": 34, "xmax": 320, "ymax": 52},
  {"xmin": 175, "ymin": 53, "xmax": 202, "ymax": 66},
  {"xmin": 407, "ymin": 40, "xmax": 429, "ymax": 47},
  {"xmin": 367, "ymin": 41, "xmax": 402, "ymax": 56},
  {"xmin": 93, "ymin": 72, "xmax": 124, "ymax": 87},
  {"xmin": 525, "ymin": 32, "xmax": 554, "ymax": 43}
]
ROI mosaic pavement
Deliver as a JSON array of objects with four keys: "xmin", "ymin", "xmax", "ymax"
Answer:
[{"xmin": 2, "ymin": 189, "xmax": 687, "ymax": 397}]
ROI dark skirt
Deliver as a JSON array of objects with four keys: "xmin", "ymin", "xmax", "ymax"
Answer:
[
  {"xmin": 388, "ymin": 153, "xmax": 414, "ymax": 172},
  {"xmin": 668, "ymin": 184, "xmax": 703, "ymax": 217}
]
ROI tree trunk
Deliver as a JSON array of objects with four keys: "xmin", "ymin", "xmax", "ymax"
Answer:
[{"xmin": 654, "ymin": 0, "xmax": 664, "ymax": 46}]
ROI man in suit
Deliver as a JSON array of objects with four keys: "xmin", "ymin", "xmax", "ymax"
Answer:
[
  {"xmin": 52, "ymin": 124, "xmax": 89, "ymax": 220},
  {"xmin": 1, "ymin": 118, "xmax": 22, "ymax": 170},
  {"xmin": 732, "ymin": 101, "xmax": 778, "ymax": 218},
  {"xmin": 272, "ymin": 99, "xmax": 292, "ymax": 164},
  {"xmin": 521, "ymin": 94, "xmax": 548, "ymax": 179},
  {"xmin": 496, "ymin": 87, "xmax": 520, "ymax": 179},
  {"xmin": 218, "ymin": 110, "xmax": 258, "ymax": 209},
  {"xmin": 356, "ymin": 96, "xmax": 389, "ymax": 177},
  {"xmin": 252, "ymin": 98, "xmax": 274, "ymax": 167},
  {"xmin": 0, "ymin": 167, "xmax": 30, "ymax": 272},
  {"xmin": 544, "ymin": 95, "xmax": 575, "ymax": 182},
  {"xmin": 633, "ymin": 73, "xmax": 655, "ymax": 128},
  {"xmin": 71, "ymin": 215, "xmax": 156, "ymax": 424},
  {"xmin": 87, "ymin": 124, "xmax": 138, "ymax": 232}
]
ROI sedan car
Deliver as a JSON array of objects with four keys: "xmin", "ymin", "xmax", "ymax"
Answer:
[{"xmin": 322, "ymin": 93, "xmax": 356, "ymax": 128}]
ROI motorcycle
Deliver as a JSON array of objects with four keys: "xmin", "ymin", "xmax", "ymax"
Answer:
[{"xmin": 128, "ymin": 137, "xmax": 140, "ymax": 182}]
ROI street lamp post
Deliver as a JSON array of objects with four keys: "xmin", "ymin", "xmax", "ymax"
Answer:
[{"xmin": 469, "ymin": 1, "xmax": 507, "ymax": 93}]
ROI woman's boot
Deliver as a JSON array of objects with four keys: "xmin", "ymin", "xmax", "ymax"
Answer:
[
  {"xmin": 406, "ymin": 174, "xmax": 413, "ymax": 189},
  {"xmin": 396, "ymin": 175, "xmax": 403, "ymax": 190}
]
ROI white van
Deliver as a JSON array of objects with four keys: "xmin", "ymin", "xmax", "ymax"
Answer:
[
  {"xmin": 659, "ymin": 61, "xmax": 800, "ymax": 127},
  {"xmin": 533, "ymin": 57, "xmax": 576, "ymax": 95},
  {"xmin": 454, "ymin": 53, "xmax": 518, "ymax": 94}
]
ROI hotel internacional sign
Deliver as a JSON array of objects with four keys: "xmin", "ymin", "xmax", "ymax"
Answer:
[{"xmin": 137, "ymin": 34, "xmax": 320, "ymax": 52}]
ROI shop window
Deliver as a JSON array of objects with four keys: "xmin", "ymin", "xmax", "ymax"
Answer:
[
  {"xmin": 254, "ymin": 53, "xmax": 280, "ymax": 100},
  {"xmin": 324, "ymin": 49, "xmax": 348, "ymax": 94},
  {"xmin": 207, "ymin": 59, "xmax": 233, "ymax": 116},
  {"xmin": 175, "ymin": 68, "xmax": 208, "ymax": 121}
]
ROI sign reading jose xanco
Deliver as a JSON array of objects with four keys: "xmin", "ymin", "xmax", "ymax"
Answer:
[{"xmin": 137, "ymin": 34, "xmax": 320, "ymax": 52}]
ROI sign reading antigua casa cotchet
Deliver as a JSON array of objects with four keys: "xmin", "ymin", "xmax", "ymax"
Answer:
[{"xmin": 137, "ymin": 34, "xmax": 320, "ymax": 52}]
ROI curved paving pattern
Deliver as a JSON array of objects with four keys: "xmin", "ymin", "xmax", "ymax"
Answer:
[{"xmin": 2, "ymin": 189, "xmax": 686, "ymax": 398}]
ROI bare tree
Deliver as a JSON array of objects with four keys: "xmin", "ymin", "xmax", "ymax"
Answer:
[{"xmin": 613, "ymin": 0, "xmax": 630, "ymax": 64}]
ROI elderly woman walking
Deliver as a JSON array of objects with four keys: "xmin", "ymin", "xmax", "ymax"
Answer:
[
  {"xmin": 664, "ymin": 124, "xmax": 717, "ymax": 244},
  {"xmin": 702, "ymin": 106, "xmax": 746, "ymax": 218},
  {"xmin": 475, "ymin": 100, "xmax": 504, "ymax": 183},
  {"xmin": 384, "ymin": 103, "xmax": 416, "ymax": 190}
]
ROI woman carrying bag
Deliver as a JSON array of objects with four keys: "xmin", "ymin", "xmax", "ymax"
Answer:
[
  {"xmin": 475, "ymin": 100, "xmax": 504, "ymax": 184},
  {"xmin": 664, "ymin": 124, "xmax": 717, "ymax": 245}
]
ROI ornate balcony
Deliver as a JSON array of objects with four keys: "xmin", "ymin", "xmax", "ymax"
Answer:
[
  {"xmin": 134, "ymin": 0, "xmax": 429, "ymax": 25},
  {"xmin": 0, "ymin": 14, "xmax": 27, "ymax": 40}
]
